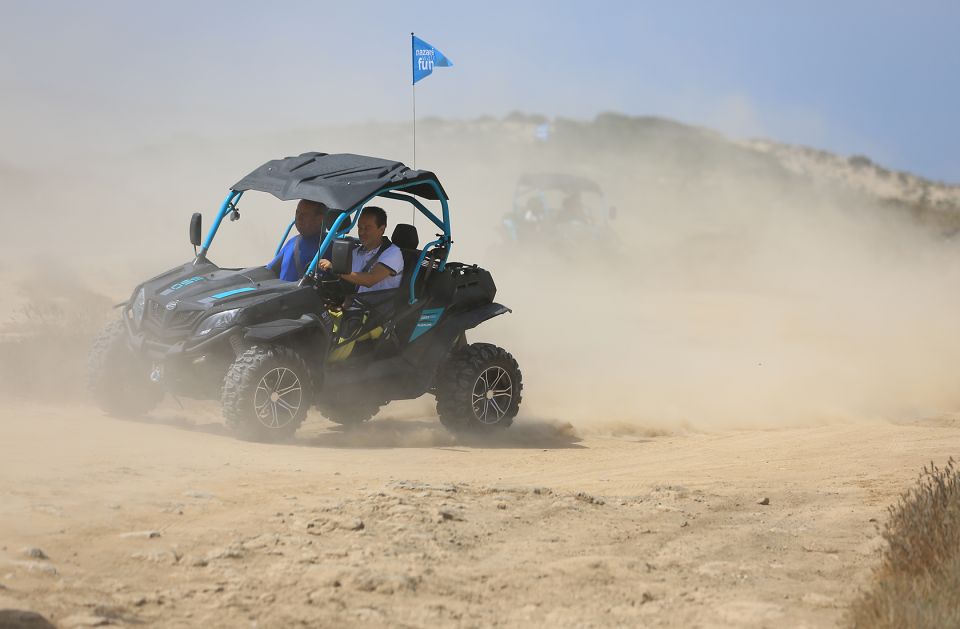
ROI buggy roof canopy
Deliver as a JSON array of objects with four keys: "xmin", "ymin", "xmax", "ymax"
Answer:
[
  {"xmin": 517, "ymin": 173, "xmax": 602, "ymax": 194},
  {"xmin": 232, "ymin": 152, "xmax": 449, "ymax": 210}
]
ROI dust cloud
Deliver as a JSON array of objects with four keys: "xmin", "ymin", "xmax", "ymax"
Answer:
[
  {"xmin": 2, "ymin": 114, "xmax": 960, "ymax": 434},
  {"xmin": 466, "ymin": 117, "xmax": 960, "ymax": 431},
  {"xmin": 492, "ymin": 174, "xmax": 960, "ymax": 432}
]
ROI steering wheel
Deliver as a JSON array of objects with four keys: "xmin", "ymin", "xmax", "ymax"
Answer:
[
  {"xmin": 313, "ymin": 268, "xmax": 349, "ymax": 309},
  {"xmin": 334, "ymin": 294, "xmax": 373, "ymax": 341}
]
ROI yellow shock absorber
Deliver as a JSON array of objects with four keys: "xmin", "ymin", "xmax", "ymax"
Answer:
[{"xmin": 327, "ymin": 310, "xmax": 384, "ymax": 363}]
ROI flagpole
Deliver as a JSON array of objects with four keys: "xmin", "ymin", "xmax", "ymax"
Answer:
[
  {"xmin": 412, "ymin": 86, "xmax": 416, "ymax": 169},
  {"xmin": 411, "ymin": 32, "xmax": 417, "ymax": 224},
  {"xmin": 412, "ymin": 32, "xmax": 418, "ymax": 169}
]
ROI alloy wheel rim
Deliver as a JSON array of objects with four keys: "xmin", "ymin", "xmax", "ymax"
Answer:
[
  {"xmin": 471, "ymin": 366, "xmax": 513, "ymax": 424},
  {"xmin": 254, "ymin": 367, "xmax": 303, "ymax": 429}
]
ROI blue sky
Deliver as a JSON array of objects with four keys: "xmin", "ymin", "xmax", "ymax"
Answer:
[{"xmin": 2, "ymin": 1, "xmax": 958, "ymax": 181}]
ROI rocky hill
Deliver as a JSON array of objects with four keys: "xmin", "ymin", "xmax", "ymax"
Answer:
[
  {"xmin": 746, "ymin": 138, "xmax": 960, "ymax": 232},
  {"xmin": 404, "ymin": 112, "xmax": 960, "ymax": 235}
]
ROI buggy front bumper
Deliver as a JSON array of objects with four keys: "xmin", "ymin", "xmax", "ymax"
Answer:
[{"xmin": 123, "ymin": 315, "xmax": 238, "ymax": 362}]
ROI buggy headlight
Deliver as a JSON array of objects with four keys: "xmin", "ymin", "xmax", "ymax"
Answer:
[
  {"xmin": 194, "ymin": 308, "xmax": 241, "ymax": 338},
  {"xmin": 132, "ymin": 288, "xmax": 146, "ymax": 326}
]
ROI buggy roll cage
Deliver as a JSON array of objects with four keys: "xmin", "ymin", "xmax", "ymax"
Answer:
[
  {"xmin": 511, "ymin": 184, "xmax": 611, "ymax": 222},
  {"xmin": 196, "ymin": 180, "xmax": 452, "ymax": 304}
]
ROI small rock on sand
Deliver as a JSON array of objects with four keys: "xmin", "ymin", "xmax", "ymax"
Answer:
[
  {"xmin": 120, "ymin": 531, "xmax": 161, "ymax": 539},
  {"xmin": 435, "ymin": 509, "xmax": 464, "ymax": 523},
  {"xmin": 20, "ymin": 548, "xmax": 48, "ymax": 560},
  {"xmin": 131, "ymin": 548, "xmax": 180, "ymax": 564},
  {"xmin": 205, "ymin": 546, "xmax": 244, "ymax": 561},
  {"xmin": 185, "ymin": 555, "xmax": 208, "ymax": 568},
  {"xmin": 58, "ymin": 613, "xmax": 110, "ymax": 628},
  {"xmin": 0, "ymin": 609, "xmax": 57, "ymax": 629},
  {"xmin": 183, "ymin": 490, "xmax": 215, "ymax": 500},
  {"xmin": 758, "ymin": 497, "xmax": 770, "ymax": 506},
  {"xmin": 10, "ymin": 561, "xmax": 57, "ymax": 576},
  {"xmin": 307, "ymin": 517, "xmax": 364, "ymax": 533},
  {"xmin": 801, "ymin": 592, "xmax": 837, "ymax": 607},
  {"xmin": 575, "ymin": 492, "xmax": 605, "ymax": 505}
]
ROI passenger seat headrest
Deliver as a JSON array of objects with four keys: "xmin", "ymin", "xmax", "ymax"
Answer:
[
  {"xmin": 391, "ymin": 223, "xmax": 419, "ymax": 250},
  {"xmin": 323, "ymin": 209, "xmax": 347, "ymax": 231}
]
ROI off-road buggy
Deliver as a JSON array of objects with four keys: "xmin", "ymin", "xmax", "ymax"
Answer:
[
  {"xmin": 88, "ymin": 152, "xmax": 522, "ymax": 441},
  {"xmin": 500, "ymin": 172, "xmax": 617, "ymax": 250}
]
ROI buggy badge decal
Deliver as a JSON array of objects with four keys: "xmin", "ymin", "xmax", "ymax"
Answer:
[
  {"xmin": 165, "ymin": 300, "xmax": 179, "ymax": 311},
  {"xmin": 408, "ymin": 307, "xmax": 444, "ymax": 342},
  {"xmin": 160, "ymin": 276, "xmax": 206, "ymax": 296}
]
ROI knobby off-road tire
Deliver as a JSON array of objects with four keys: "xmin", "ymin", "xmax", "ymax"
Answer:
[
  {"xmin": 222, "ymin": 345, "xmax": 314, "ymax": 442},
  {"xmin": 87, "ymin": 319, "xmax": 163, "ymax": 417},
  {"xmin": 436, "ymin": 343, "xmax": 522, "ymax": 432},
  {"xmin": 316, "ymin": 396, "xmax": 383, "ymax": 426}
]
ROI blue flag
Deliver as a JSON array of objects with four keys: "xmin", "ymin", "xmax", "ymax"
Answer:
[{"xmin": 412, "ymin": 35, "xmax": 453, "ymax": 85}]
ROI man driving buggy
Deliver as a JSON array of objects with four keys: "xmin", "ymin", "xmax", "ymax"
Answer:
[
  {"xmin": 318, "ymin": 206, "xmax": 404, "ymax": 293},
  {"xmin": 317, "ymin": 206, "xmax": 404, "ymax": 361},
  {"xmin": 267, "ymin": 199, "xmax": 328, "ymax": 281}
]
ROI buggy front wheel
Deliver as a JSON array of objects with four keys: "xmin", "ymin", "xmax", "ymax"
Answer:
[
  {"xmin": 87, "ymin": 319, "xmax": 163, "ymax": 417},
  {"xmin": 222, "ymin": 345, "xmax": 313, "ymax": 442}
]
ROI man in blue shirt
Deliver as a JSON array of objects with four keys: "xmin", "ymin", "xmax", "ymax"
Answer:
[{"xmin": 267, "ymin": 200, "xmax": 328, "ymax": 281}]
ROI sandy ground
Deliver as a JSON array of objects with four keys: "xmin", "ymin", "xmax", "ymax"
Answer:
[
  {"xmin": 1, "ymin": 400, "xmax": 956, "ymax": 628},
  {"xmin": 2, "ymin": 123, "xmax": 960, "ymax": 627}
]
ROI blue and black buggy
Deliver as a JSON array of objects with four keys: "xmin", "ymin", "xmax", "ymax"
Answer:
[
  {"xmin": 88, "ymin": 153, "xmax": 522, "ymax": 441},
  {"xmin": 501, "ymin": 172, "xmax": 617, "ymax": 250}
]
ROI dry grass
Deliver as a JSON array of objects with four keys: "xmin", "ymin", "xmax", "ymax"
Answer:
[{"xmin": 847, "ymin": 458, "xmax": 960, "ymax": 628}]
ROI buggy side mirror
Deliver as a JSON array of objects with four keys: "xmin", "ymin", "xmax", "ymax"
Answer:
[
  {"xmin": 330, "ymin": 239, "xmax": 354, "ymax": 275},
  {"xmin": 189, "ymin": 213, "xmax": 202, "ymax": 247}
]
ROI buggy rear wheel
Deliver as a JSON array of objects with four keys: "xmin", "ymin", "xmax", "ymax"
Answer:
[
  {"xmin": 436, "ymin": 343, "xmax": 522, "ymax": 432},
  {"xmin": 222, "ymin": 345, "xmax": 313, "ymax": 442},
  {"xmin": 87, "ymin": 319, "xmax": 163, "ymax": 417}
]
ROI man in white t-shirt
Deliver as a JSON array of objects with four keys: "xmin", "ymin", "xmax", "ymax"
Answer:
[{"xmin": 318, "ymin": 206, "xmax": 404, "ymax": 293}]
